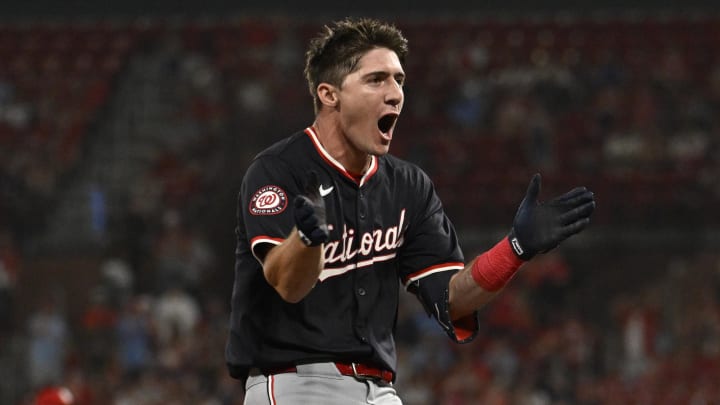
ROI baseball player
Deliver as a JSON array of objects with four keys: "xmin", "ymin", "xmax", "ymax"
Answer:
[{"xmin": 225, "ymin": 18, "xmax": 595, "ymax": 404}]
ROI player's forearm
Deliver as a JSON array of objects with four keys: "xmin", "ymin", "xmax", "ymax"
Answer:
[
  {"xmin": 448, "ymin": 261, "xmax": 499, "ymax": 320},
  {"xmin": 449, "ymin": 237, "xmax": 525, "ymax": 320},
  {"xmin": 263, "ymin": 228, "xmax": 324, "ymax": 303}
]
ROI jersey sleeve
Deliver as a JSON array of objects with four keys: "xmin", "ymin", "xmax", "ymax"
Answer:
[
  {"xmin": 397, "ymin": 170, "xmax": 479, "ymax": 343},
  {"xmin": 238, "ymin": 156, "xmax": 301, "ymax": 262}
]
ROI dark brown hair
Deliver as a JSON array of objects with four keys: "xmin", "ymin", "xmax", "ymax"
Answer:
[{"xmin": 304, "ymin": 18, "xmax": 409, "ymax": 113}]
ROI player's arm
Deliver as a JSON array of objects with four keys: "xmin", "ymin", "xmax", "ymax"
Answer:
[
  {"xmin": 448, "ymin": 173, "xmax": 595, "ymax": 321},
  {"xmin": 262, "ymin": 228, "xmax": 324, "ymax": 303},
  {"xmin": 448, "ymin": 239, "xmax": 519, "ymax": 320},
  {"xmin": 262, "ymin": 172, "xmax": 329, "ymax": 303}
]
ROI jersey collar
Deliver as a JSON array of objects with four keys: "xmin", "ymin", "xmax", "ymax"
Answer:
[{"xmin": 304, "ymin": 126, "xmax": 378, "ymax": 187}]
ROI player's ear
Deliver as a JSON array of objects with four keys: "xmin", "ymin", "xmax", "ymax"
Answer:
[{"xmin": 317, "ymin": 83, "xmax": 339, "ymax": 109}]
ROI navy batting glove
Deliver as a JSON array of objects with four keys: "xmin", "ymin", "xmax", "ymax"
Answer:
[
  {"xmin": 509, "ymin": 173, "xmax": 595, "ymax": 260},
  {"xmin": 293, "ymin": 171, "xmax": 329, "ymax": 247}
]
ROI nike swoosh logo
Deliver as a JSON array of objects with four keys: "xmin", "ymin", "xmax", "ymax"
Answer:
[{"xmin": 319, "ymin": 185, "xmax": 334, "ymax": 197}]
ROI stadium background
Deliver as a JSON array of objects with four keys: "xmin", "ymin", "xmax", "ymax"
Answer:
[{"xmin": 1, "ymin": 1, "xmax": 720, "ymax": 403}]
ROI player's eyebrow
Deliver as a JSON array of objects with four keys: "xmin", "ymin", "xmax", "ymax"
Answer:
[{"xmin": 363, "ymin": 70, "xmax": 406, "ymax": 83}]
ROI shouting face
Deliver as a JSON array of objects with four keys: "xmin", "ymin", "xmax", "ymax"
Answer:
[
  {"xmin": 339, "ymin": 47, "xmax": 404, "ymax": 155},
  {"xmin": 318, "ymin": 47, "xmax": 405, "ymax": 170}
]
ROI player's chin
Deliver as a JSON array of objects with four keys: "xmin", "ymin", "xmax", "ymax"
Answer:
[{"xmin": 368, "ymin": 139, "xmax": 391, "ymax": 156}]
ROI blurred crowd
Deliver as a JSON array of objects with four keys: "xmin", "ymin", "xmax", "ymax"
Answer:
[
  {"xmin": 394, "ymin": 249, "xmax": 720, "ymax": 404},
  {"xmin": 1, "ymin": 12, "xmax": 720, "ymax": 404}
]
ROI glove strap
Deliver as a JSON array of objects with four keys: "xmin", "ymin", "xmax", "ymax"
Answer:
[
  {"xmin": 471, "ymin": 236, "xmax": 524, "ymax": 292},
  {"xmin": 297, "ymin": 229, "xmax": 314, "ymax": 247},
  {"xmin": 507, "ymin": 228, "xmax": 535, "ymax": 260}
]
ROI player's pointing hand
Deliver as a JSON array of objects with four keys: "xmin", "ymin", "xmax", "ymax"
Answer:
[
  {"xmin": 508, "ymin": 173, "xmax": 595, "ymax": 260},
  {"xmin": 293, "ymin": 171, "xmax": 330, "ymax": 247}
]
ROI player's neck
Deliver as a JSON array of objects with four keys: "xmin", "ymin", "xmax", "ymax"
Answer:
[{"xmin": 312, "ymin": 120, "xmax": 371, "ymax": 175}]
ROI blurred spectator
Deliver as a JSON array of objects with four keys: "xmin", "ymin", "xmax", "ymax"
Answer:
[
  {"xmin": 115, "ymin": 295, "xmax": 154, "ymax": 379},
  {"xmin": 32, "ymin": 385, "xmax": 75, "ymax": 405},
  {"xmin": 78, "ymin": 287, "xmax": 118, "ymax": 374},
  {"xmin": 0, "ymin": 229, "xmax": 19, "ymax": 338},
  {"xmin": 522, "ymin": 251, "xmax": 572, "ymax": 325},
  {"xmin": 523, "ymin": 99, "xmax": 557, "ymax": 172},
  {"xmin": 111, "ymin": 370, "xmax": 164, "ymax": 405},
  {"xmin": 153, "ymin": 209, "xmax": 215, "ymax": 295},
  {"xmin": 152, "ymin": 286, "xmax": 200, "ymax": 347},
  {"xmin": 481, "ymin": 337, "xmax": 519, "ymax": 389},
  {"xmin": 438, "ymin": 354, "xmax": 489, "ymax": 404},
  {"xmin": 26, "ymin": 296, "xmax": 69, "ymax": 389},
  {"xmin": 99, "ymin": 257, "xmax": 134, "ymax": 308}
]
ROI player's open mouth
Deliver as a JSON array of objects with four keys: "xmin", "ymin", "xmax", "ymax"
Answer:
[{"xmin": 378, "ymin": 113, "xmax": 399, "ymax": 135}]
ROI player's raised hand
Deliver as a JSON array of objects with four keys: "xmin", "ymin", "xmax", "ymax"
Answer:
[
  {"xmin": 508, "ymin": 173, "xmax": 595, "ymax": 260},
  {"xmin": 293, "ymin": 171, "xmax": 329, "ymax": 247}
]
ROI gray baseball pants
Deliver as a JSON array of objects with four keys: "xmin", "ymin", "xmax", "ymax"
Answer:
[{"xmin": 243, "ymin": 362, "xmax": 403, "ymax": 404}]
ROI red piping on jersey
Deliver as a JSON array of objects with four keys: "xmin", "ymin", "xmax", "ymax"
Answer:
[
  {"xmin": 251, "ymin": 235, "xmax": 284, "ymax": 249},
  {"xmin": 250, "ymin": 236, "xmax": 284, "ymax": 263},
  {"xmin": 304, "ymin": 126, "xmax": 378, "ymax": 187},
  {"xmin": 402, "ymin": 262, "xmax": 464, "ymax": 288}
]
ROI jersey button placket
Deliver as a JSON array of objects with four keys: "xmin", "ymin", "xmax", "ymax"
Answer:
[
  {"xmin": 355, "ymin": 188, "xmax": 370, "ymax": 298},
  {"xmin": 354, "ymin": 187, "xmax": 370, "ymax": 344},
  {"xmin": 358, "ymin": 191, "xmax": 366, "ymax": 219}
]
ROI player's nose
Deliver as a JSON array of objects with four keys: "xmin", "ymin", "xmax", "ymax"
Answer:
[{"xmin": 385, "ymin": 81, "xmax": 403, "ymax": 108}]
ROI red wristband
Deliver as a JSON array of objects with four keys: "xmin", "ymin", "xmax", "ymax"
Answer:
[{"xmin": 471, "ymin": 236, "xmax": 524, "ymax": 292}]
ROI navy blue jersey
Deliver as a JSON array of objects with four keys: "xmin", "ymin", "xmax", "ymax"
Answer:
[{"xmin": 226, "ymin": 127, "xmax": 479, "ymax": 380}]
